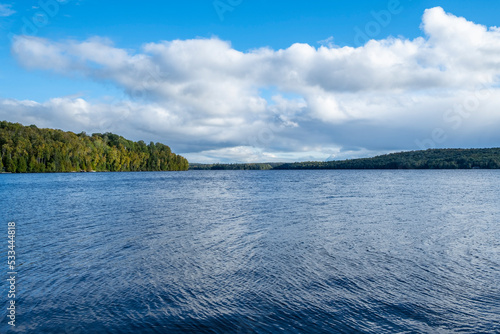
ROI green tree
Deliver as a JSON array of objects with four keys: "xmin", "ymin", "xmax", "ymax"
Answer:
[
  {"xmin": 5, "ymin": 155, "xmax": 16, "ymax": 173},
  {"xmin": 29, "ymin": 156, "xmax": 37, "ymax": 172},
  {"xmin": 17, "ymin": 157, "xmax": 27, "ymax": 173}
]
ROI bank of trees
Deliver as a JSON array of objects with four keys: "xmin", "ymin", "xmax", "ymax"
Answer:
[
  {"xmin": 189, "ymin": 163, "xmax": 277, "ymax": 170},
  {"xmin": 190, "ymin": 149, "xmax": 500, "ymax": 171},
  {"xmin": 0, "ymin": 121, "xmax": 188, "ymax": 173},
  {"xmin": 274, "ymin": 148, "xmax": 500, "ymax": 170}
]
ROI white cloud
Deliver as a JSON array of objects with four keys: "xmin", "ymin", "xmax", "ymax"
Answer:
[
  {"xmin": 184, "ymin": 146, "xmax": 274, "ymax": 164},
  {"xmin": 6, "ymin": 7, "xmax": 500, "ymax": 162},
  {"xmin": 0, "ymin": 3, "xmax": 15, "ymax": 17}
]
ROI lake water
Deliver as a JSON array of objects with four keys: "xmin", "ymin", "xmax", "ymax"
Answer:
[{"xmin": 1, "ymin": 170, "xmax": 499, "ymax": 333}]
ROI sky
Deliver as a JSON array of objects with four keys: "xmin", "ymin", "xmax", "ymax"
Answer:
[{"xmin": 1, "ymin": 0, "xmax": 500, "ymax": 163}]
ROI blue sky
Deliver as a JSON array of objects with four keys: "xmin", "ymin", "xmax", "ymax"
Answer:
[{"xmin": 1, "ymin": 1, "xmax": 500, "ymax": 162}]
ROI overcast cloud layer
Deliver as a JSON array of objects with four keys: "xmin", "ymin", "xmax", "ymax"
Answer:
[{"xmin": 3, "ymin": 7, "xmax": 500, "ymax": 162}]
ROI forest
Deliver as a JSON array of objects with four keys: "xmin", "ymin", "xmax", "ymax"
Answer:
[
  {"xmin": 189, "ymin": 148, "xmax": 500, "ymax": 170},
  {"xmin": 0, "ymin": 121, "xmax": 188, "ymax": 173},
  {"xmin": 274, "ymin": 148, "xmax": 500, "ymax": 170},
  {"xmin": 189, "ymin": 163, "xmax": 279, "ymax": 170},
  {"xmin": 2, "ymin": 120, "xmax": 499, "ymax": 173}
]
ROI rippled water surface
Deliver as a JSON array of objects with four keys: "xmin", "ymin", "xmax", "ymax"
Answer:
[{"xmin": 1, "ymin": 170, "xmax": 500, "ymax": 333}]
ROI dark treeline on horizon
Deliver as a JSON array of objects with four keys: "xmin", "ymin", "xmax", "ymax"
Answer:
[
  {"xmin": 0, "ymin": 121, "xmax": 188, "ymax": 173},
  {"xmin": 189, "ymin": 163, "xmax": 282, "ymax": 170},
  {"xmin": 275, "ymin": 148, "xmax": 500, "ymax": 170},
  {"xmin": 190, "ymin": 148, "xmax": 500, "ymax": 170}
]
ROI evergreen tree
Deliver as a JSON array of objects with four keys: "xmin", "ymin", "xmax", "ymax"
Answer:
[
  {"xmin": 5, "ymin": 155, "xmax": 16, "ymax": 172},
  {"xmin": 17, "ymin": 157, "xmax": 27, "ymax": 173}
]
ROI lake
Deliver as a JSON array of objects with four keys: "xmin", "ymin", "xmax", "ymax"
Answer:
[{"xmin": 1, "ymin": 170, "xmax": 499, "ymax": 333}]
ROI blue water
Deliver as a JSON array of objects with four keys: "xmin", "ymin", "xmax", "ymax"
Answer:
[{"xmin": 1, "ymin": 170, "xmax": 500, "ymax": 333}]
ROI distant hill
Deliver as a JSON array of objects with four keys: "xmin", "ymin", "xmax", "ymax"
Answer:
[
  {"xmin": 189, "ymin": 148, "xmax": 500, "ymax": 170},
  {"xmin": 274, "ymin": 148, "xmax": 500, "ymax": 170},
  {"xmin": 0, "ymin": 121, "xmax": 188, "ymax": 173}
]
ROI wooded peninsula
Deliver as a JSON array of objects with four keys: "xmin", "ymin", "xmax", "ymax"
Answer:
[{"xmin": 0, "ymin": 121, "xmax": 188, "ymax": 172}]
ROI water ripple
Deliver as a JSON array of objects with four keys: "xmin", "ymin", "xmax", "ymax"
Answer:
[{"xmin": 1, "ymin": 170, "xmax": 499, "ymax": 333}]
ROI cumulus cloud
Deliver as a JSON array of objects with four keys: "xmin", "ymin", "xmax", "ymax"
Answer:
[{"xmin": 6, "ymin": 7, "xmax": 500, "ymax": 162}]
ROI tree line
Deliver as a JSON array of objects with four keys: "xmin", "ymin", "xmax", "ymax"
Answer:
[
  {"xmin": 0, "ymin": 121, "xmax": 188, "ymax": 173},
  {"xmin": 189, "ymin": 148, "xmax": 500, "ymax": 170},
  {"xmin": 189, "ymin": 163, "xmax": 277, "ymax": 170},
  {"xmin": 273, "ymin": 148, "xmax": 500, "ymax": 170}
]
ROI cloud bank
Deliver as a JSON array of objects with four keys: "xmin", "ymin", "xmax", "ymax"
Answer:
[{"xmin": 4, "ymin": 7, "xmax": 500, "ymax": 162}]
